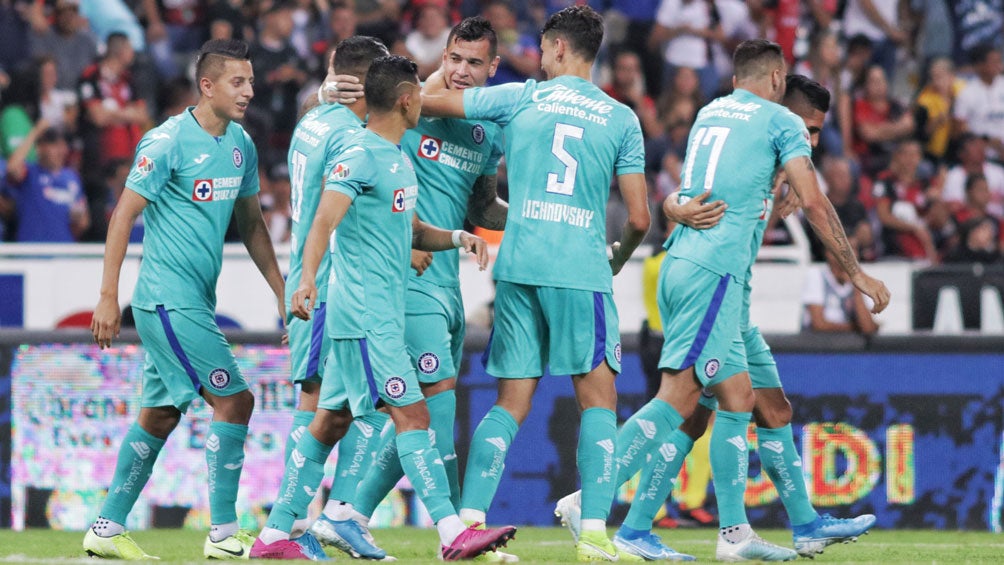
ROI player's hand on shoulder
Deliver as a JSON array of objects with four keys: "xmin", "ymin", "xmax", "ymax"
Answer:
[
  {"xmin": 665, "ymin": 190, "xmax": 726, "ymax": 230},
  {"xmin": 411, "ymin": 250, "xmax": 433, "ymax": 276},
  {"xmin": 321, "ymin": 74, "xmax": 364, "ymax": 105},
  {"xmin": 851, "ymin": 272, "xmax": 891, "ymax": 314},
  {"xmin": 458, "ymin": 231, "xmax": 489, "ymax": 271},
  {"xmin": 91, "ymin": 295, "xmax": 121, "ymax": 349},
  {"xmin": 423, "ymin": 68, "xmax": 448, "ymax": 95},
  {"xmin": 291, "ymin": 283, "xmax": 317, "ymax": 321}
]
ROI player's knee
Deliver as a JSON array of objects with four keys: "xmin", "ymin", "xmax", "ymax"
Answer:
[
  {"xmin": 206, "ymin": 389, "xmax": 255, "ymax": 425},
  {"xmin": 138, "ymin": 406, "xmax": 182, "ymax": 439},
  {"xmin": 753, "ymin": 396, "xmax": 792, "ymax": 428},
  {"xmin": 309, "ymin": 408, "xmax": 352, "ymax": 444},
  {"xmin": 392, "ymin": 402, "xmax": 431, "ymax": 432},
  {"xmin": 680, "ymin": 406, "xmax": 713, "ymax": 439}
]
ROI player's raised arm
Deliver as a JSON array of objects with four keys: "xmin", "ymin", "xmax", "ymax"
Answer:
[
  {"xmin": 609, "ymin": 172, "xmax": 651, "ymax": 275},
  {"xmin": 92, "ymin": 189, "xmax": 148, "ymax": 348},
  {"xmin": 293, "ymin": 190, "xmax": 353, "ymax": 320},
  {"xmin": 234, "ymin": 194, "xmax": 286, "ymax": 324},
  {"xmin": 412, "ymin": 215, "xmax": 489, "ymax": 270},
  {"xmin": 420, "ymin": 85, "xmax": 467, "ymax": 118},
  {"xmin": 466, "ymin": 174, "xmax": 507, "ymax": 230},
  {"xmin": 784, "ymin": 155, "xmax": 890, "ymax": 313}
]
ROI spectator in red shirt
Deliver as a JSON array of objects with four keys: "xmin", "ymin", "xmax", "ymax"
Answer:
[
  {"xmin": 852, "ymin": 65, "xmax": 915, "ymax": 176},
  {"xmin": 873, "ymin": 140, "xmax": 941, "ymax": 262},
  {"xmin": 77, "ymin": 32, "xmax": 148, "ymax": 180},
  {"xmin": 602, "ymin": 50, "xmax": 661, "ymax": 138}
]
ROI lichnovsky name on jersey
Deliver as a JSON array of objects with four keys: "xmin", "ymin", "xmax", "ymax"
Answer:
[
  {"xmin": 521, "ymin": 199, "xmax": 594, "ymax": 228},
  {"xmin": 532, "ymin": 84, "xmax": 613, "ymax": 126}
]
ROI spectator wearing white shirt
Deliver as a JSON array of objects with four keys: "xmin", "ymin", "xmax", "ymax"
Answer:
[
  {"xmin": 801, "ymin": 248, "xmax": 879, "ymax": 335},
  {"xmin": 649, "ymin": 0, "xmax": 721, "ymax": 100},
  {"xmin": 841, "ymin": 0, "xmax": 907, "ymax": 81},
  {"xmin": 942, "ymin": 133, "xmax": 1004, "ymax": 217},
  {"xmin": 405, "ymin": 3, "xmax": 452, "ymax": 80},
  {"xmin": 953, "ymin": 44, "xmax": 1004, "ymax": 162}
]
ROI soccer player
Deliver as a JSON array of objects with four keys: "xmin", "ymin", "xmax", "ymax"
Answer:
[
  {"xmin": 250, "ymin": 54, "xmax": 516, "ymax": 561},
  {"xmin": 84, "ymin": 39, "xmax": 285, "ymax": 560},
  {"xmin": 569, "ymin": 40, "xmax": 890, "ymax": 562},
  {"xmin": 421, "ymin": 6, "xmax": 652, "ymax": 560},
  {"xmin": 277, "ymin": 35, "xmax": 392, "ymax": 561},
  {"xmin": 556, "ymin": 74, "xmax": 879, "ymax": 562},
  {"xmin": 311, "ymin": 17, "xmax": 512, "ymax": 561}
]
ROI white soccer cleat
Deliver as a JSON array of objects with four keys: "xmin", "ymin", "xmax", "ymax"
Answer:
[
  {"xmin": 716, "ymin": 529, "xmax": 798, "ymax": 562},
  {"xmin": 554, "ymin": 491, "xmax": 583, "ymax": 543}
]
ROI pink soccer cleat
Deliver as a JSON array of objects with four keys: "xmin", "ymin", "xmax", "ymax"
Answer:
[
  {"xmin": 440, "ymin": 523, "xmax": 517, "ymax": 561},
  {"xmin": 249, "ymin": 537, "xmax": 312, "ymax": 560}
]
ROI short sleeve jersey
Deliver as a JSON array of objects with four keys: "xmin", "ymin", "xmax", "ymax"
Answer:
[
  {"xmin": 286, "ymin": 103, "xmax": 364, "ymax": 307},
  {"xmin": 324, "ymin": 129, "xmax": 418, "ymax": 338},
  {"xmin": 9, "ymin": 164, "xmax": 85, "ymax": 242},
  {"xmin": 126, "ymin": 108, "xmax": 259, "ymax": 310},
  {"xmin": 463, "ymin": 75, "xmax": 645, "ymax": 293},
  {"xmin": 668, "ymin": 89, "xmax": 810, "ymax": 283},
  {"xmin": 402, "ymin": 115, "xmax": 502, "ymax": 288}
]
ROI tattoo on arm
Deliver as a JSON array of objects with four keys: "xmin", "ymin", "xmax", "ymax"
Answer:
[
  {"xmin": 823, "ymin": 202, "xmax": 860, "ymax": 278},
  {"xmin": 467, "ymin": 175, "xmax": 508, "ymax": 230}
]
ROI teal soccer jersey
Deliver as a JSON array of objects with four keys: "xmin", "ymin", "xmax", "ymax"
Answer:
[
  {"xmin": 286, "ymin": 103, "xmax": 364, "ymax": 307},
  {"xmin": 668, "ymin": 89, "xmax": 810, "ymax": 282},
  {"xmin": 402, "ymin": 116, "xmax": 502, "ymax": 287},
  {"xmin": 463, "ymin": 75, "xmax": 644, "ymax": 292},
  {"xmin": 324, "ymin": 129, "xmax": 418, "ymax": 338},
  {"xmin": 126, "ymin": 108, "xmax": 259, "ymax": 310}
]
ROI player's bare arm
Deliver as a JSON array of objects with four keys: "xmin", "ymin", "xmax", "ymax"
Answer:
[
  {"xmin": 610, "ymin": 172, "xmax": 651, "ymax": 275},
  {"xmin": 420, "ymin": 85, "xmax": 466, "ymax": 119},
  {"xmin": 234, "ymin": 194, "xmax": 287, "ymax": 325},
  {"xmin": 293, "ymin": 190, "xmax": 353, "ymax": 320},
  {"xmin": 662, "ymin": 190, "xmax": 727, "ymax": 230},
  {"xmin": 785, "ymin": 155, "xmax": 891, "ymax": 313},
  {"xmin": 92, "ymin": 189, "xmax": 148, "ymax": 348},
  {"xmin": 412, "ymin": 215, "xmax": 489, "ymax": 270},
  {"xmin": 466, "ymin": 174, "xmax": 507, "ymax": 230}
]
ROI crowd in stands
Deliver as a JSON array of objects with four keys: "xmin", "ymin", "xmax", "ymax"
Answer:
[{"xmin": 0, "ymin": 0, "xmax": 1002, "ymax": 267}]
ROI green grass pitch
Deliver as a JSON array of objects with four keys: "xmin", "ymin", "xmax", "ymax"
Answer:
[{"xmin": 1, "ymin": 527, "xmax": 1002, "ymax": 563}]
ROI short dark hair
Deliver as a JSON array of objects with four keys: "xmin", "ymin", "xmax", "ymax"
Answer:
[
  {"xmin": 784, "ymin": 74, "xmax": 831, "ymax": 113},
  {"xmin": 364, "ymin": 55, "xmax": 419, "ymax": 113},
  {"xmin": 969, "ymin": 43, "xmax": 1000, "ymax": 65},
  {"xmin": 733, "ymin": 39, "xmax": 785, "ymax": 81},
  {"xmin": 447, "ymin": 16, "xmax": 498, "ymax": 58},
  {"xmin": 966, "ymin": 173, "xmax": 988, "ymax": 193},
  {"xmin": 105, "ymin": 31, "xmax": 131, "ymax": 57},
  {"xmin": 542, "ymin": 5, "xmax": 603, "ymax": 62},
  {"xmin": 195, "ymin": 38, "xmax": 251, "ymax": 81},
  {"xmin": 333, "ymin": 36, "xmax": 388, "ymax": 77},
  {"xmin": 846, "ymin": 33, "xmax": 873, "ymax": 54}
]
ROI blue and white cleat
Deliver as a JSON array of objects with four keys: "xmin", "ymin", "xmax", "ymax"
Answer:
[
  {"xmin": 793, "ymin": 513, "xmax": 876, "ymax": 557},
  {"xmin": 554, "ymin": 491, "xmax": 582, "ymax": 543},
  {"xmin": 310, "ymin": 515, "xmax": 390, "ymax": 560},
  {"xmin": 292, "ymin": 531, "xmax": 329, "ymax": 561},
  {"xmin": 613, "ymin": 530, "xmax": 696, "ymax": 561},
  {"xmin": 716, "ymin": 529, "xmax": 797, "ymax": 562}
]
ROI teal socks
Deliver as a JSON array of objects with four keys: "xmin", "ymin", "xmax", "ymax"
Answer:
[
  {"xmin": 623, "ymin": 429, "xmax": 694, "ymax": 531},
  {"xmin": 265, "ymin": 430, "xmax": 333, "ymax": 533},
  {"xmin": 757, "ymin": 424, "xmax": 819, "ymax": 527},
  {"xmin": 206, "ymin": 421, "xmax": 249, "ymax": 525},
  {"xmin": 397, "ymin": 429, "xmax": 454, "ymax": 522},
  {"xmin": 329, "ymin": 411, "xmax": 391, "ymax": 505},
  {"xmin": 615, "ymin": 399, "xmax": 683, "ymax": 486},
  {"xmin": 459, "ymin": 406, "xmax": 519, "ymax": 514},
  {"xmin": 710, "ymin": 410, "xmax": 752, "ymax": 528},
  {"xmin": 426, "ymin": 390, "xmax": 460, "ymax": 509},
  {"xmin": 578, "ymin": 408, "xmax": 618, "ymax": 521},
  {"xmin": 99, "ymin": 423, "xmax": 166, "ymax": 524},
  {"xmin": 352, "ymin": 421, "xmax": 402, "ymax": 518},
  {"xmin": 284, "ymin": 410, "xmax": 314, "ymax": 464}
]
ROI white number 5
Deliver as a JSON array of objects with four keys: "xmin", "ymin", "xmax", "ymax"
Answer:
[{"xmin": 546, "ymin": 123, "xmax": 584, "ymax": 196}]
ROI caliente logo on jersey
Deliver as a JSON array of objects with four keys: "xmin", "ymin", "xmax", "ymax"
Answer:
[{"xmin": 418, "ymin": 135, "xmax": 441, "ymax": 160}]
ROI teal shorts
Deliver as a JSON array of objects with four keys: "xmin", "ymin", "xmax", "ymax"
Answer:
[
  {"xmin": 318, "ymin": 330, "xmax": 425, "ymax": 416},
  {"xmin": 133, "ymin": 305, "xmax": 248, "ymax": 412},
  {"xmin": 486, "ymin": 281, "xmax": 621, "ymax": 378},
  {"xmin": 287, "ymin": 302, "xmax": 329, "ymax": 384},
  {"xmin": 693, "ymin": 325, "xmax": 782, "ymax": 412},
  {"xmin": 657, "ymin": 256, "xmax": 746, "ymax": 387},
  {"xmin": 405, "ymin": 281, "xmax": 464, "ymax": 384}
]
